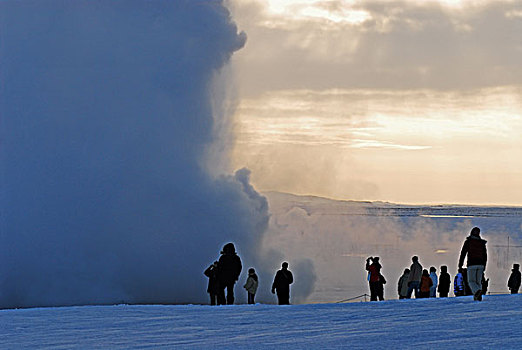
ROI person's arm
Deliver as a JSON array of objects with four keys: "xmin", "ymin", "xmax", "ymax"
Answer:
[
  {"xmin": 204, "ymin": 266, "xmax": 212, "ymax": 277},
  {"xmin": 272, "ymin": 272, "xmax": 279, "ymax": 293},
  {"xmin": 483, "ymin": 242, "xmax": 487, "ymax": 268},
  {"xmin": 288, "ymin": 271, "xmax": 293, "ymax": 284},
  {"xmin": 244, "ymin": 277, "xmax": 252, "ymax": 290},
  {"xmin": 458, "ymin": 240, "xmax": 469, "ymax": 268}
]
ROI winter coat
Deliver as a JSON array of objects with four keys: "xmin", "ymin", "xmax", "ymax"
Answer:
[
  {"xmin": 366, "ymin": 262, "xmax": 382, "ymax": 283},
  {"xmin": 272, "ymin": 268, "xmax": 293, "ymax": 295},
  {"xmin": 218, "ymin": 252, "xmax": 242, "ymax": 286},
  {"xmin": 429, "ymin": 272, "xmax": 438, "ymax": 289},
  {"xmin": 454, "ymin": 273, "xmax": 465, "ymax": 295},
  {"xmin": 408, "ymin": 261, "xmax": 423, "ymax": 283},
  {"xmin": 243, "ymin": 273, "xmax": 259, "ymax": 295},
  {"xmin": 398, "ymin": 272, "xmax": 410, "ymax": 297},
  {"xmin": 438, "ymin": 272, "xmax": 451, "ymax": 295},
  {"xmin": 204, "ymin": 265, "xmax": 219, "ymax": 294},
  {"xmin": 459, "ymin": 235, "xmax": 487, "ymax": 268},
  {"xmin": 508, "ymin": 270, "xmax": 521, "ymax": 290},
  {"xmin": 420, "ymin": 275, "xmax": 433, "ymax": 293}
]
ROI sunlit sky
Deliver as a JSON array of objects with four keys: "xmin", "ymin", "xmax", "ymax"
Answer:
[{"xmin": 226, "ymin": 0, "xmax": 522, "ymax": 205}]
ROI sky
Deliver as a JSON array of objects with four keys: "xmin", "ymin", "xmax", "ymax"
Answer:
[{"xmin": 227, "ymin": 0, "xmax": 522, "ymax": 205}]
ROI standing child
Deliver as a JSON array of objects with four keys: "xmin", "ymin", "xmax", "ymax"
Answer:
[
  {"xmin": 419, "ymin": 269, "xmax": 433, "ymax": 298},
  {"xmin": 398, "ymin": 268, "xmax": 410, "ymax": 299},
  {"xmin": 243, "ymin": 268, "xmax": 259, "ymax": 304},
  {"xmin": 454, "ymin": 268, "xmax": 465, "ymax": 296}
]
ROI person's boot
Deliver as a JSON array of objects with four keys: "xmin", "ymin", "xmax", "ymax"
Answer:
[{"xmin": 474, "ymin": 289, "xmax": 482, "ymax": 301}]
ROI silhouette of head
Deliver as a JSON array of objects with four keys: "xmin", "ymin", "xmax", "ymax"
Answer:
[
  {"xmin": 248, "ymin": 268, "xmax": 255, "ymax": 274},
  {"xmin": 404, "ymin": 268, "xmax": 410, "ymax": 274},
  {"xmin": 412, "ymin": 256, "xmax": 418, "ymax": 262},
  {"xmin": 222, "ymin": 242, "xmax": 236, "ymax": 254},
  {"xmin": 373, "ymin": 257, "xmax": 379, "ymax": 262},
  {"xmin": 430, "ymin": 266, "xmax": 436, "ymax": 273},
  {"xmin": 441, "ymin": 265, "xmax": 447, "ymax": 272},
  {"xmin": 514, "ymin": 264, "xmax": 520, "ymax": 271},
  {"xmin": 422, "ymin": 269, "xmax": 429, "ymax": 276},
  {"xmin": 470, "ymin": 227, "xmax": 481, "ymax": 237},
  {"xmin": 282, "ymin": 262, "xmax": 289, "ymax": 269},
  {"xmin": 213, "ymin": 261, "xmax": 218, "ymax": 267}
]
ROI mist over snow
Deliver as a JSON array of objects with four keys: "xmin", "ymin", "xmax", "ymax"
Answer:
[
  {"xmin": 0, "ymin": 0, "xmax": 303, "ymax": 308},
  {"xmin": 264, "ymin": 192, "xmax": 522, "ymax": 302}
]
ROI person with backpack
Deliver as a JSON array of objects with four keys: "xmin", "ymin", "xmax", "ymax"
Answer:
[
  {"xmin": 272, "ymin": 262, "xmax": 294, "ymax": 305},
  {"xmin": 243, "ymin": 268, "xmax": 259, "ymax": 304},
  {"xmin": 458, "ymin": 227, "xmax": 487, "ymax": 301},
  {"xmin": 204, "ymin": 261, "xmax": 219, "ymax": 305},
  {"xmin": 407, "ymin": 256, "xmax": 423, "ymax": 298},
  {"xmin": 398, "ymin": 268, "xmax": 410, "ymax": 299},
  {"xmin": 508, "ymin": 263, "xmax": 521, "ymax": 294},
  {"xmin": 438, "ymin": 265, "xmax": 451, "ymax": 298},
  {"xmin": 366, "ymin": 256, "xmax": 384, "ymax": 301},
  {"xmin": 217, "ymin": 242, "xmax": 242, "ymax": 305},
  {"xmin": 419, "ymin": 269, "xmax": 433, "ymax": 298}
]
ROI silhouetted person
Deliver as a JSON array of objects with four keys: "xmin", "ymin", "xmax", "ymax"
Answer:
[
  {"xmin": 419, "ymin": 269, "xmax": 433, "ymax": 298},
  {"xmin": 438, "ymin": 265, "xmax": 451, "ymax": 298},
  {"xmin": 217, "ymin": 242, "xmax": 242, "ymax": 305},
  {"xmin": 508, "ymin": 264, "xmax": 521, "ymax": 294},
  {"xmin": 272, "ymin": 262, "xmax": 293, "ymax": 305},
  {"xmin": 458, "ymin": 227, "xmax": 487, "ymax": 301},
  {"xmin": 429, "ymin": 266, "xmax": 438, "ymax": 298},
  {"xmin": 243, "ymin": 268, "xmax": 259, "ymax": 304},
  {"xmin": 407, "ymin": 256, "xmax": 422, "ymax": 298},
  {"xmin": 366, "ymin": 256, "xmax": 384, "ymax": 301},
  {"xmin": 204, "ymin": 261, "xmax": 219, "ymax": 305},
  {"xmin": 398, "ymin": 268, "xmax": 410, "ymax": 299},
  {"xmin": 454, "ymin": 268, "xmax": 465, "ymax": 297}
]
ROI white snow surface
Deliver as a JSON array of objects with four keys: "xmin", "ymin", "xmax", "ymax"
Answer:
[{"xmin": 2, "ymin": 294, "xmax": 521, "ymax": 349}]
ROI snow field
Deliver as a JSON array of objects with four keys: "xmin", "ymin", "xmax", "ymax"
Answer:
[{"xmin": 2, "ymin": 294, "xmax": 521, "ymax": 349}]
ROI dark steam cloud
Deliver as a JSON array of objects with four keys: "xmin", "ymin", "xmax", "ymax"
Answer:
[{"xmin": 0, "ymin": 0, "xmax": 274, "ymax": 308}]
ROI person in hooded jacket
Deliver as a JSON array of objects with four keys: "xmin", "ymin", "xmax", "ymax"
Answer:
[
  {"xmin": 272, "ymin": 262, "xmax": 293, "ymax": 305},
  {"xmin": 438, "ymin": 265, "xmax": 451, "ymax": 298},
  {"xmin": 458, "ymin": 227, "xmax": 487, "ymax": 301},
  {"xmin": 217, "ymin": 242, "xmax": 242, "ymax": 305},
  {"xmin": 419, "ymin": 269, "xmax": 433, "ymax": 298},
  {"xmin": 366, "ymin": 256, "xmax": 384, "ymax": 301},
  {"xmin": 429, "ymin": 266, "xmax": 438, "ymax": 298},
  {"xmin": 508, "ymin": 263, "xmax": 521, "ymax": 294},
  {"xmin": 243, "ymin": 268, "xmax": 259, "ymax": 304},
  {"xmin": 204, "ymin": 261, "xmax": 219, "ymax": 305},
  {"xmin": 398, "ymin": 268, "xmax": 410, "ymax": 299}
]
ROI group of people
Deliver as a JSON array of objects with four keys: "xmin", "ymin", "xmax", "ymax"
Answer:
[
  {"xmin": 204, "ymin": 242, "xmax": 294, "ymax": 305},
  {"xmin": 368, "ymin": 227, "xmax": 521, "ymax": 301}
]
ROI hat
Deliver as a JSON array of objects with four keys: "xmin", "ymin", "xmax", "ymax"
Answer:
[{"xmin": 221, "ymin": 242, "xmax": 236, "ymax": 254}]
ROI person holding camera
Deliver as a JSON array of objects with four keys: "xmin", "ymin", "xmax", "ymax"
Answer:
[{"xmin": 366, "ymin": 256, "xmax": 384, "ymax": 301}]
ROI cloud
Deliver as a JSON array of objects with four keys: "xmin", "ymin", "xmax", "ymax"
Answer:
[
  {"xmin": 0, "ymin": 0, "xmax": 275, "ymax": 308},
  {"xmin": 230, "ymin": 0, "xmax": 522, "ymax": 94}
]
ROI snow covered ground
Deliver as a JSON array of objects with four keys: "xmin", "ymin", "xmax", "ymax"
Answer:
[{"xmin": 2, "ymin": 294, "xmax": 521, "ymax": 349}]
